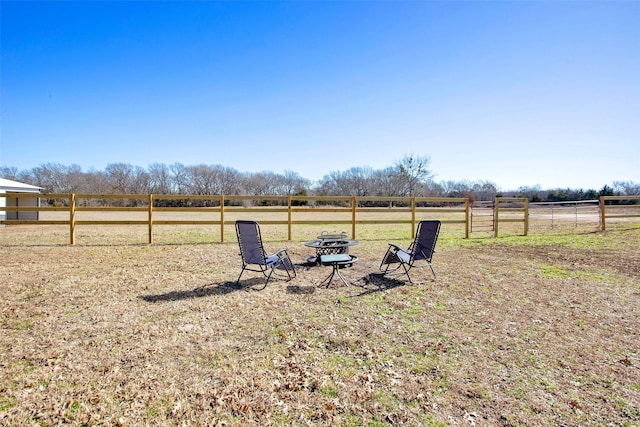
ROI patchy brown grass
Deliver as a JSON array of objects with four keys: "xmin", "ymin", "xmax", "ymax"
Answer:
[{"xmin": 1, "ymin": 223, "xmax": 639, "ymax": 426}]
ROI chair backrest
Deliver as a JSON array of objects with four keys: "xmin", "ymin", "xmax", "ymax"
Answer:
[
  {"xmin": 410, "ymin": 220, "xmax": 441, "ymax": 261},
  {"xmin": 236, "ymin": 220, "xmax": 267, "ymax": 265}
]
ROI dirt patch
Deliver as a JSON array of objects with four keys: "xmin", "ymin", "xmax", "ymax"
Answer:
[{"xmin": 482, "ymin": 243, "xmax": 640, "ymax": 278}]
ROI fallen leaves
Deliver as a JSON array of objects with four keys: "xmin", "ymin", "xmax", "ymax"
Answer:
[{"xmin": 1, "ymin": 226, "xmax": 639, "ymax": 425}]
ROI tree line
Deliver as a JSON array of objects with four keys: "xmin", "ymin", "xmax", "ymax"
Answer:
[
  {"xmin": 1, "ymin": 156, "xmax": 638, "ymax": 204},
  {"xmin": 512, "ymin": 182, "xmax": 640, "ymax": 203}
]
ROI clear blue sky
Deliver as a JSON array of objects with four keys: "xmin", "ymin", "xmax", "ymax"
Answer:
[{"xmin": 1, "ymin": 1, "xmax": 638, "ymax": 191}]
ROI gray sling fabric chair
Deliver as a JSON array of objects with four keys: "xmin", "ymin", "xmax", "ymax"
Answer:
[
  {"xmin": 379, "ymin": 220, "xmax": 441, "ymax": 283},
  {"xmin": 235, "ymin": 220, "xmax": 296, "ymax": 289}
]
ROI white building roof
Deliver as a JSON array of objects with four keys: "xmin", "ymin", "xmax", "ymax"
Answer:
[{"xmin": 0, "ymin": 178, "xmax": 43, "ymax": 193}]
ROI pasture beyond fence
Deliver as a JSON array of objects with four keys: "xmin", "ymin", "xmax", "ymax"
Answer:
[{"xmin": 1, "ymin": 194, "xmax": 638, "ymax": 244}]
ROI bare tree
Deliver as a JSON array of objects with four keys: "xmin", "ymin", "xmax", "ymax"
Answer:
[
  {"xmin": 440, "ymin": 180, "xmax": 472, "ymax": 198},
  {"xmin": 182, "ymin": 164, "xmax": 241, "ymax": 196},
  {"xmin": 613, "ymin": 181, "xmax": 640, "ymax": 196},
  {"xmin": 84, "ymin": 169, "xmax": 111, "ymax": 194},
  {"xmin": 423, "ymin": 180, "xmax": 445, "ymax": 197},
  {"xmin": 395, "ymin": 154, "xmax": 433, "ymax": 197},
  {"xmin": 0, "ymin": 166, "xmax": 19, "ymax": 180},
  {"xmin": 345, "ymin": 167, "xmax": 375, "ymax": 197},
  {"xmin": 129, "ymin": 166, "xmax": 150, "ymax": 194},
  {"xmin": 105, "ymin": 163, "xmax": 135, "ymax": 193},
  {"xmin": 472, "ymin": 181, "xmax": 498, "ymax": 201},
  {"xmin": 104, "ymin": 163, "xmax": 150, "ymax": 206},
  {"xmin": 0, "ymin": 154, "xmax": 515, "ymax": 203},
  {"xmin": 148, "ymin": 163, "xmax": 174, "ymax": 194},
  {"xmin": 184, "ymin": 164, "xmax": 216, "ymax": 194},
  {"xmin": 244, "ymin": 171, "xmax": 281, "ymax": 196},
  {"xmin": 515, "ymin": 185, "xmax": 546, "ymax": 202},
  {"xmin": 24, "ymin": 163, "xmax": 85, "ymax": 193},
  {"xmin": 372, "ymin": 167, "xmax": 404, "ymax": 197},
  {"xmin": 215, "ymin": 166, "xmax": 242, "ymax": 195},
  {"xmin": 169, "ymin": 163, "xmax": 190, "ymax": 194},
  {"xmin": 281, "ymin": 170, "xmax": 310, "ymax": 196},
  {"xmin": 317, "ymin": 171, "xmax": 349, "ymax": 196},
  {"xmin": 317, "ymin": 167, "xmax": 375, "ymax": 197},
  {"xmin": 435, "ymin": 179, "xmax": 497, "ymax": 201}
]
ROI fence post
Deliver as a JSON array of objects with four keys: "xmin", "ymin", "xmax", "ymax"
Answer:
[
  {"xmin": 69, "ymin": 193, "xmax": 76, "ymax": 245},
  {"xmin": 524, "ymin": 198, "xmax": 529, "ymax": 236},
  {"xmin": 464, "ymin": 198, "xmax": 470, "ymax": 239},
  {"xmin": 148, "ymin": 194, "xmax": 153, "ymax": 244},
  {"xmin": 288, "ymin": 196, "xmax": 292, "ymax": 241},
  {"xmin": 351, "ymin": 197, "xmax": 356, "ymax": 239},
  {"xmin": 493, "ymin": 198, "xmax": 499, "ymax": 238},
  {"xmin": 220, "ymin": 195, "xmax": 225, "ymax": 242},
  {"xmin": 600, "ymin": 196, "xmax": 606, "ymax": 231},
  {"xmin": 411, "ymin": 197, "xmax": 416, "ymax": 238}
]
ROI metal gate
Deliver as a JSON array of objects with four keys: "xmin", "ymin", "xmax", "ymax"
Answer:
[{"xmin": 471, "ymin": 200, "xmax": 495, "ymax": 232}]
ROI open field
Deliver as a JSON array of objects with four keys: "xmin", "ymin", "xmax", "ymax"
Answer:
[{"xmin": 1, "ymin": 221, "xmax": 639, "ymax": 426}]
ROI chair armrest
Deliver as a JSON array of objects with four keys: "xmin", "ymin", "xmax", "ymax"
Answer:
[
  {"xmin": 271, "ymin": 248, "xmax": 289, "ymax": 258},
  {"xmin": 387, "ymin": 243, "xmax": 404, "ymax": 252},
  {"xmin": 387, "ymin": 243, "xmax": 412, "ymax": 263}
]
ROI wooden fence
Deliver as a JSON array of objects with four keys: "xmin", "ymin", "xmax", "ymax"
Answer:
[
  {"xmin": 494, "ymin": 197, "xmax": 529, "ymax": 237},
  {"xmin": 4, "ymin": 193, "xmax": 637, "ymax": 244},
  {"xmin": 600, "ymin": 195, "xmax": 640, "ymax": 231},
  {"xmin": 0, "ymin": 193, "xmax": 470, "ymax": 244}
]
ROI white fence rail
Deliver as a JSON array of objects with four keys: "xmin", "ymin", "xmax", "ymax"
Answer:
[{"xmin": 529, "ymin": 200, "xmax": 600, "ymax": 230}]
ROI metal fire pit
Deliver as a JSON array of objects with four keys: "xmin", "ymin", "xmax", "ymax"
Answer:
[{"xmin": 304, "ymin": 234, "xmax": 359, "ymax": 265}]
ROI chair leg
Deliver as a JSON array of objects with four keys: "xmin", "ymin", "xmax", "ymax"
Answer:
[
  {"xmin": 259, "ymin": 268, "xmax": 275, "ymax": 289},
  {"xmin": 280, "ymin": 257, "xmax": 296, "ymax": 280},
  {"xmin": 274, "ymin": 256, "xmax": 296, "ymax": 281},
  {"xmin": 405, "ymin": 263, "xmax": 437, "ymax": 284},
  {"xmin": 236, "ymin": 266, "xmax": 247, "ymax": 286},
  {"xmin": 283, "ymin": 265, "xmax": 294, "ymax": 280},
  {"xmin": 380, "ymin": 249, "xmax": 402, "ymax": 274},
  {"xmin": 401, "ymin": 263, "xmax": 413, "ymax": 283},
  {"xmin": 236, "ymin": 265, "xmax": 271, "ymax": 289},
  {"xmin": 263, "ymin": 258, "xmax": 295, "ymax": 288},
  {"xmin": 381, "ymin": 256, "xmax": 435, "ymax": 283},
  {"xmin": 238, "ymin": 257, "xmax": 296, "ymax": 289}
]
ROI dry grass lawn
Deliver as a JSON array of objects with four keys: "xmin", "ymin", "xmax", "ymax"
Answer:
[{"xmin": 1, "ymin": 222, "xmax": 639, "ymax": 426}]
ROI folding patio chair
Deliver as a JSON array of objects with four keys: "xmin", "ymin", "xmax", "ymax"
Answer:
[
  {"xmin": 235, "ymin": 220, "xmax": 296, "ymax": 289},
  {"xmin": 379, "ymin": 220, "xmax": 441, "ymax": 283}
]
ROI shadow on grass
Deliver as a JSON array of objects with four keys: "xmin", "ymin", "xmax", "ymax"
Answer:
[
  {"xmin": 351, "ymin": 273, "xmax": 406, "ymax": 297},
  {"xmin": 139, "ymin": 278, "xmax": 267, "ymax": 303},
  {"xmin": 139, "ymin": 271, "xmax": 304, "ymax": 302}
]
